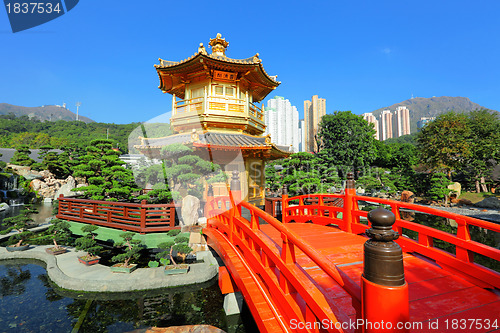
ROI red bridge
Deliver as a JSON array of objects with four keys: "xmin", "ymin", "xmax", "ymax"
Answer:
[{"xmin": 203, "ymin": 174, "xmax": 500, "ymax": 333}]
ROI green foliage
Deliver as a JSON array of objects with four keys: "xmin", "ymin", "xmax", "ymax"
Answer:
[
  {"xmin": 174, "ymin": 234, "xmax": 189, "ymax": 244},
  {"xmin": 417, "ymin": 112, "xmax": 472, "ymax": 178},
  {"xmin": 278, "ymin": 152, "xmax": 341, "ymax": 196},
  {"xmin": 317, "ymin": 111, "xmax": 377, "ymax": 177},
  {"xmin": 111, "ymin": 232, "xmax": 144, "ymax": 267},
  {"xmin": 9, "ymin": 145, "xmax": 35, "ymax": 166},
  {"xmin": 148, "ymin": 260, "xmax": 160, "ymax": 268},
  {"xmin": 155, "ymin": 233, "xmax": 192, "ymax": 267},
  {"xmin": 2, "ymin": 204, "xmax": 37, "ymax": 246},
  {"xmin": 428, "ymin": 173, "xmax": 453, "ymax": 201},
  {"xmin": 47, "ymin": 218, "xmax": 72, "ymax": 248},
  {"xmin": 167, "ymin": 229, "xmax": 181, "ymax": 237},
  {"xmin": 158, "ymin": 143, "xmax": 223, "ymax": 199},
  {"xmin": 75, "ymin": 225, "xmax": 102, "ymax": 257},
  {"xmin": 72, "ymin": 139, "xmax": 140, "ymax": 200},
  {"xmin": 461, "ymin": 110, "xmax": 500, "ymax": 192},
  {"xmin": 0, "ymin": 114, "xmax": 137, "ymax": 152}
]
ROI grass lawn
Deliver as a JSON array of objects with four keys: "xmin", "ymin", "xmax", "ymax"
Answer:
[{"xmin": 458, "ymin": 191, "xmax": 500, "ymax": 204}]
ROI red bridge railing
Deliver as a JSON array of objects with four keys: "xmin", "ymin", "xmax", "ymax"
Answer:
[
  {"xmin": 57, "ymin": 195, "xmax": 179, "ymax": 234},
  {"xmin": 206, "ymin": 194, "xmax": 361, "ymax": 333},
  {"xmin": 283, "ymin": 178, "xmax": 500, "ymax": 290}
]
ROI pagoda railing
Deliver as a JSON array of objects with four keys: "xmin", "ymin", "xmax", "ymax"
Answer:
[{"xmin": 174, "ymin": 96, "xmax": 264, "ymax": 122}]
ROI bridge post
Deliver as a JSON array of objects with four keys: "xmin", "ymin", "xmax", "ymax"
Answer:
[
  {"xmin": 282, "ymin": 186, "xmax": 288, "ymax": 223},
  {"xmin": 361, "ymin": 207, "xmax": 409, "ymax": 333},
  {"xmin": 343, "ymin": 172, "xmax": 355, "ymax": 233},
  {"xmin": 230, "ymin": 170, "xmax": 241, "ymax": 203},
  {"xmin": 205, "ymin": 184, "xmax": 214, "ymax": 217}
]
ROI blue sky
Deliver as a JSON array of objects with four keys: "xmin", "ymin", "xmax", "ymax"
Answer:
[{"xmin": 1, "ymin": 1, "xmax": 499, "ymax": 124}]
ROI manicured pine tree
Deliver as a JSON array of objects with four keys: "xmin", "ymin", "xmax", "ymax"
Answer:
[
  {"xmin": 72, "ymin": 139, "xmax": 139, "ymax": 201},
  {"xmin": 10, "ymin": 145, "xmax": 35, "ymax": 166}
]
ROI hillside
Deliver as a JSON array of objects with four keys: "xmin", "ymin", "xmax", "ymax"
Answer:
[
  {"xmin": 371, "ymin": 96, "xmax": 497, "ymax": 133},
  {"xmin": 0, "ymin": 103, "xmax": 94, "ymax": 123}
]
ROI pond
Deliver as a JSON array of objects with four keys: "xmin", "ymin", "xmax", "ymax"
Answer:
[{"xmin": 0, "ymin": 259, "xmax": 257, "ymax": 333}]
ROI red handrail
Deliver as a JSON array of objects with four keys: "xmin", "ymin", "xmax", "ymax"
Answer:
[
  {"xmin": 283, "ymin": 193, "xmax": 500, "ymax": 289},
  {"xmin": 206, "ymin": 196, "xmax": 360, "ymax": 332},
  {"xmin": 57, "ymin": 196, "xmax": 180, "ymax": 234}
]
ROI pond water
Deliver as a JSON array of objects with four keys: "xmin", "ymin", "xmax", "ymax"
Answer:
[{"xmin": 0, "ymin": 259, "xmax": 256, "ymax": 333}]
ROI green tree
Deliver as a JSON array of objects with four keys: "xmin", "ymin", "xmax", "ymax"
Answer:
[
  {"xmin": 111, "ymin": 232, "xmax": 144, "ymax": 268},
  {"xmin": 9, "ymin": 145, "xmax": 35, "ymax": 166},
  {"xmin": 317, "ymin": 111, "xmax": 377, "ymax": 178},
  {"xmin": 462, "ymin": 110, "xmax": 500, "ymax": 192},
  {"xmin": 280, "ymin": 152, "xmax": 340, "ymax": 196},
  {"xmin": 159, "ymin": 143, "xmax": 222, "ymax": 200},
  {"xmin": 428, "ymin": 172, "xmax": 453, "ymax": 203},
  {"xmin": 72, "ymin": 139, "xmax": 139, "ymax": 201},
  {"xmin": 417, "ymin": 112, "xmax": 472, "ymax": 179}
]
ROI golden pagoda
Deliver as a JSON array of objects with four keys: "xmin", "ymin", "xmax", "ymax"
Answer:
[{"xmin": 135, "ymin": 34, "xmax": 291, "ymax": 205}]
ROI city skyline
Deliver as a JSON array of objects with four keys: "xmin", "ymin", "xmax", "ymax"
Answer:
[{"xmin": 2, "ymin": 1, "xmax": 500, "ymax": 124}]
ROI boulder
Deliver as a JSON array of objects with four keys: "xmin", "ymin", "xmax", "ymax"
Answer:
[
  {"xmin": 400, "ymin": 190, "xmax": 415, "ymax": 203},
  {"xmin": 457, "ymin": 198, "xmax": 473, "ymax": 206},
  {"xmin": 54, "ymin": 176, "xmax": 76, "ymax": 199},
  {"xmin": 181, "ymin": 195, "xmax": 200, "ymax": 232},
  {"xmin": 448, "ymin": 182, "xmax": 461, "ymax": 198},
  {"xmin": 474, "ymin": 197, "xmax": 500, "ymax": 209},
  {"xmin": 40, "ymin": 170, "xmax": 55, "ymax": 179},
  {"xmin": 30, "ymin": 179, "xmax": 44, "ymax": 191}
]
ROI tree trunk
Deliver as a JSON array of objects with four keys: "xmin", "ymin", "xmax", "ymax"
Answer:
[
  {"xmin": 475, "ymin": 180, "xmax": 481, "ymax": 193},
  {"xmin": 480, "ymin": 177, "xmax": 488, "ymax": 193}
]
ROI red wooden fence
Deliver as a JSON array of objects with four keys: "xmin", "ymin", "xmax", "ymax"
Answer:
[{"xmin": 57, "ymin": 195, "xmax": 179, "ymax": 234}]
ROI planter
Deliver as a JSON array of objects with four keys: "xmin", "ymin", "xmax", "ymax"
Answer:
[
  {"xmin": 110, "ymin": 263, "xmax": 138, "ymax": 274},
  {"xmin": 45, "ymin": 247, "xmax": 67, "ymax": 255},
  {"xmin": 78, "ymin": 255, "xmax": 100, "ymax": 266},
  {"xmin": 6, "ymin": 244, "xmax": 30, "ymax": 252},
  {"xmin": 164, "ymin": 264, "xmax": 189, "ymax": 275}
]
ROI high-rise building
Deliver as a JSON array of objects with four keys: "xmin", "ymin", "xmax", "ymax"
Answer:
[
  {"xmin": 265, "ymin": 96, "xmax": 300, "ymax": 152},
  {"xmin": 304, "ymin": 95, "xmax": 326, "ymax": 152},
  {"xmin": 417, "ymin": 117, "xmax": 435, "ymax": 129},
  {"xmin": 395, "ymin": 106, "xmax": 411, "ymax": 137},
  {"xmin": 380, "ymin": 110, "xmax": 393, "ymax": 140},
  {"xmin": 362, "ymin": 113, "xmax": 379, "ymax": 140},
  {"xmin": 298, "ymin": 119, "xmax": 305, "ymax": 152}
]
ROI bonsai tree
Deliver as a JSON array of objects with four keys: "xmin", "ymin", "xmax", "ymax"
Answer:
[
  {"xmin": 111, "ymin": 232, "xmax": 144, "ymax": 268},
  {"xmin": 74, "ymin": 225, "xmax": 102, "ymax": 259},
  {"xmin": 156, "ymin": 231, "xmax": 193, "ymax": 268},
  {"xmin": 47, "ymin": 219, "xmax": 72, "ymax": 252},
  {"xmin": 2, "ymin": 204, "xmax": 38, "ymax": 248}
]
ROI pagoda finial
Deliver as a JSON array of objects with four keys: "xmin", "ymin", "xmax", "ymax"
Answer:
[{"xmin": 209, "ymin": 33, "xmax": 229, "ymax": 56}]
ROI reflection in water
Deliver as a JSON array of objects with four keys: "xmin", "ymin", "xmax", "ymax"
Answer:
[{"xmin": 0, "ymin": 260, "xmax": 254, "ymax": 333}]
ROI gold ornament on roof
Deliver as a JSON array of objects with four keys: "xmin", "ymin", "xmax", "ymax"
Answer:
[
  {"xmin": 198, "ymin": 43, "xmax": 207, "ymax": 55},
  {"xmin": 209, "ymin": 33, "xmax": 229, "ymax": 56}
]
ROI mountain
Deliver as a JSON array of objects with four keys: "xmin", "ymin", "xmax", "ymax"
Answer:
[
  {"xmin": 371, "ymin": 96, "xmax": 497, "ymax": 133},
  {"xmin": 0, "ymin": 103, "xmax": 94, "ymax": 123}
]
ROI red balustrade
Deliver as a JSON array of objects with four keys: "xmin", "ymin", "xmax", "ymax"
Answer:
[
  {"xmin": 205, "ymin": 195, "xmax": 361, "ymax": 333},
  {"xmin": 57, "ymin": 195, "xmax": 179, "ymax": 234},
  {"xmin": 283, "ymin": 191, "xmax": 500, "ymax": 289}
]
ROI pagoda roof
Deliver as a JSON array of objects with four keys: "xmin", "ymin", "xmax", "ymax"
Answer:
[
  {"xmin": 154, "ymin": 34, "xmax": 280, "ymax": 103},
  {"xmin": 135, "ymin": 131, "xmax": 291, "ymax": 159}
]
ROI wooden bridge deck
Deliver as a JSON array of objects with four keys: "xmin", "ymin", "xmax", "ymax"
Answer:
[{"xmin": 259, "ymin": 223, "xmax": 500, "ymax": 333}]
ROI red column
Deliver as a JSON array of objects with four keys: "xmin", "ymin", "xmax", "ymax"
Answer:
[{"xmin": 343, "ymin": 172, "xmax": 355, "ymax": 233}]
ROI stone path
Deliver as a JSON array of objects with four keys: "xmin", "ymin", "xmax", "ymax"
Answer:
[{"xmin": 0, "ymin": 245, "xmax": 218, "ymax": 292}]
